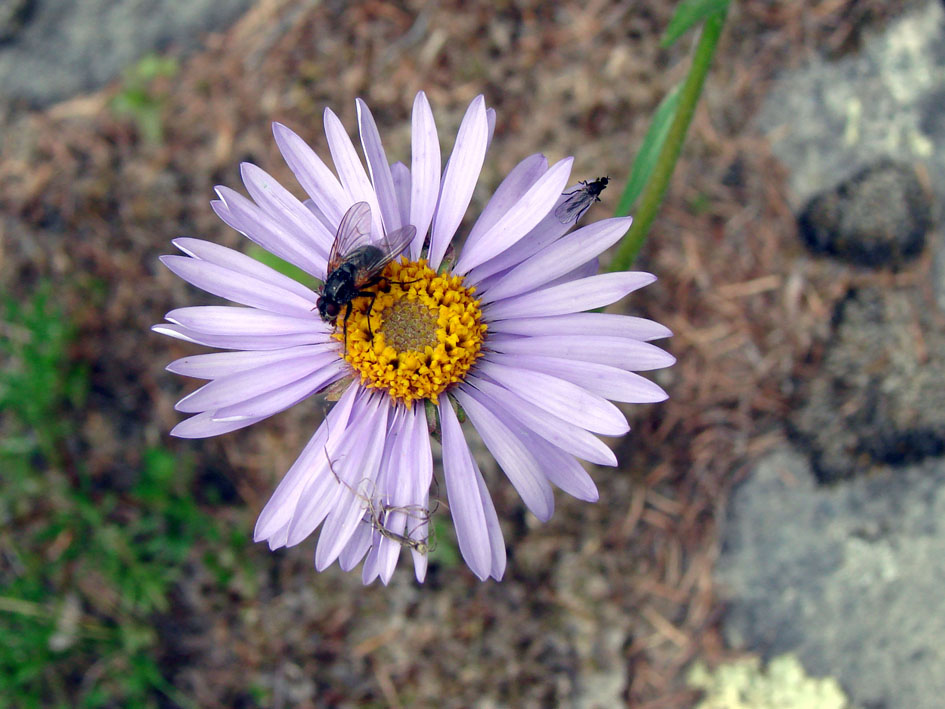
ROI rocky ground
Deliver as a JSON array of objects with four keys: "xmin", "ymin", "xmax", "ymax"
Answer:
[
  {"xmin": 1, "ymin": 0, "xmax": 942, "ymax": 707},
  {"xmin": 720, "ymin": 4, "xmax": 945, "ymax": 707}
]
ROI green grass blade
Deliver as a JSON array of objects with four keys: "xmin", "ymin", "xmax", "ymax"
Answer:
[
  {"xmin": 662, "ymin": 0, "xmax": 729, "ymax": 47},
  {"xmin": 246, "ymin": 244, "xmax": 316, "ymax": 285},
  {"xmin": 615, "ymin": 83, "xmax": 682, "ymax": 217},
  {"xmin": 609, "ymin": 7, "xmax": 728, "ymax": 271}
]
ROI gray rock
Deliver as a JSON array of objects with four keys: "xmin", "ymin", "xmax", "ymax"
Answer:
[
  {"xmin": 758, "ymin": 0, "xmax": 945, "ymax": 214},
  {"xmin": 0, "ymin": 0, "xmax": 35, "ymax": 45},
  {"xmin": 717, "ymin": 448, "xmax": 945, "ymax": 709},
  {"xmin": 935, "ymin": 232, "xmax": 945, "ymax": 313},
  {"xmin": 791, "ymin": 287, "xmax": 945, "ymax": 482},
  {"xmin": 799, "ymin": 160, "xmax": 932, "ymax": 267},
  {"xmin": 0, "ymin": 0, "xmax": 253, "ymax": 108}
]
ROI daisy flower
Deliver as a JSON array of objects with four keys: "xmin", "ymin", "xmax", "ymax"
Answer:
[{"xmin": 154, "ymin": 92, "xmax": 674, "ymax": 584}]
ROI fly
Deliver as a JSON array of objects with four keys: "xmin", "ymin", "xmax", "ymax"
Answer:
[
  {"xmin": 554, "ymin": 176, "xmax": 609, "ymax": 224},
  {"xmin": 316, "ymin": 201, "xmax": 416, "ymax": 350}
]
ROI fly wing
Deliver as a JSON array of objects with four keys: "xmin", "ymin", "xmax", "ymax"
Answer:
[
  {"xmin": 328, "ymin": 201, "xmax": 375, "ymax": 272},
  {"xmin": 349, "ymin": 224, "xmax": 418, "ymax": 283},
  {"xmin": 378, "ymin": 224, "xmax": 417, "ymax": 265},
  {"xmin": 554, "ymin": 189, "xmax": 593, "ymax": 224}
]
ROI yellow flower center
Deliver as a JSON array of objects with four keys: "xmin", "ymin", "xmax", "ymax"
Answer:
[{"xmin": 336, "ymin": 259, "xmax": 486, "ymax": 405}]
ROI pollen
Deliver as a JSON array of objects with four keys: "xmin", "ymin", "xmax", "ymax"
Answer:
[{"xmin": 337, "ymin": 259, "xmax": 487, "ymax": 405}]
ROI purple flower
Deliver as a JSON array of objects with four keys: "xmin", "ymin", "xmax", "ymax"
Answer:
[{"xmin": 154, "ymin": 92, "xmax": 674, "ymax": 584}]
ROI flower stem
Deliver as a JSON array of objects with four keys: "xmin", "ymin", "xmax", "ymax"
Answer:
[{"xmin": 609, "ymin": 8, "xmax": 728, "ymax": 271}]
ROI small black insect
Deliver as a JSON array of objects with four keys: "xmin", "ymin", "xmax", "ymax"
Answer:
[
  {"xmin": 554, "ymin": 176, "xmax": 610, "ymax": 224},
  {"xmin": 316, "ymin": 201, "xmax": 416, "ymax": 349}
]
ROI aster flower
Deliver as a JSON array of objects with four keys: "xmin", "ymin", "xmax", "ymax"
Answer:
[{"xmin": 154, "ymin": 92, "xmax": 674, "ymax": 584}]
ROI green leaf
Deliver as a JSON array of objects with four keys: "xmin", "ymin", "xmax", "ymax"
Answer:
[
  {"xmin": 610, "ymin": 8, "xmax": 727, "ymax": 269},
  {"xmin": 662, "ymin": 0, "xmax": 729, "ymax": 47},
  {"xmin": 428, "ymin": 517, "xmax": 459, "ymax": 568},
  {"xmin": 615, "ymin": 83, "xmax": 682, "ymax": 216},
  {"xmin": 246, "ymin": 244, "xmax": 315, "ymax": 285},
  {"xmin": 131, "ymin": 54, "xmax": 179, "ymax": 82}
]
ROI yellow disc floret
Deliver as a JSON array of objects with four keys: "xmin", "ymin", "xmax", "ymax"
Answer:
[{"xmin": 337, "ymin": 259, "xmax": 486, "ymax": 405}]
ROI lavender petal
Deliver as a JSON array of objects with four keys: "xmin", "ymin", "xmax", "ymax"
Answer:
[
  {"xmin": 490, "ymin": 352, "xmax": 668, "ymax": 403},
  {"xmin": 170, "ymin": 410, "xmax": 265, "ymax": 439},
  {"xmin": 315, "ymin": 397, "xmax": 389, "ymax": 570},
  {"xmin": 165, "ymin": 306, "xmax": 326, "ymax": 337},
  {"xmin": 464, "ymin": 208, "xmax": 571, "ymax": 284},
  {"xmin": 339, "ymin": 522, "xmax": 373, "ymax": 572},
  {"xmin": 428, "ymin": 96, "xmax": 488, "ymax": 270},
  {"xmin": 254, "ymin": 385, "xmax": 359, "ymax": 543},
  {"xmin": 464, "ymin": 154, "xmax": 549, "ymax": 252},
  {"xmin": 175, "ymin": 352, "xmax": 337, "ymax": 413},
  {"xmin": 454, "ymin": 157, "xmax": 573, "ymax": 274},
  {"xmin": 483, "ymin": 272, "xmax": 656, "ymax": 320},
  {"xmin": 357, "ymin": 98, "xmax": 401, "ymax": 233},
  {"xmin": 465, "ymin": 376, "xmax": 617, "ymax": 467},
  {"xmin": 240, "ymin": 162, "xmax": 334, "ymax": 260},
  {"xmin": 439, "ymin": 398, "xmax": 492, "ymax": 580},
  {"xmin": 152, "ymin": 323, "xmax": 330, "ymax": 351},
  {"xmin": 271, "ymin": 122, "xmax": 348, "ymax": 228},
  {"xmin": 409, "ymin": 91, "xmax": 441, "ymax": 259},
  {"xmin": 167, "ymin": 344, "xmax": 336, "ymax": 380},
  {"xmin": 160, "ymin": 255, "xmax": 315, "ymax": 315},
  {"xmin": 514, "ymin": 426, "xmax": 599, "ymax": 502},
  {"xmin": 480, "ymin": 217, "xmax": 631, "ymax": 302},
  {"xmin": 488, "ymin": 312, "xmax": 673, "ymax": 342},
  {"xmin": 212, "ymin": 360, "xmax": 348, "ymax": 421},
  {"xmin": 286, "ymin": 391, "xmax": 378, "ymax": 547},
  {"xmin": 323, "ymin": 107, "xmax": 384, "ymax": 237},
  {"xmin": 476, "ymin": 359, "xmax": 629, "ymax": 436},
  {"xmin": 212, "ymin": 187, "xmax": 325, "ymax": 278},
  {"xmin": 390, "ymin": 161, "xmax": 411, "ymax": 232},
  {"xmin": 453, "ymin": 388, "xmax": 554, "ymax": 521},
  {"xmin": 486, "ymin": 333, "xmax": 676, "ymax": 372},
  {"xmin": 406, "ymin": 405, "xmax": 434, "ymax": 581},
  {"xmin": 171, "ymin": 238, "xmax": 318, "ymax": 301}
]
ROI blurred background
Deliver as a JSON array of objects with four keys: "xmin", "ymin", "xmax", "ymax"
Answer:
[{"xmin": 1, "ymin": 0, "xmax": 943, "ymax": 707}]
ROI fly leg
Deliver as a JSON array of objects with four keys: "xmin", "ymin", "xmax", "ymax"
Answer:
[
  {"xmin": 341, "ymin": 300, "xmax": 354, "ymax": 353},
  {"xmin": 354, "ymin": 289, "xmax": 380, "ymax": 344},
  {"xmin": 379, "ymin": 271, "xmax": 422, "ymax": 293},
  {"xmin": 386, "ymin": 277, "xmax": 422, "ymax": 289}
]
